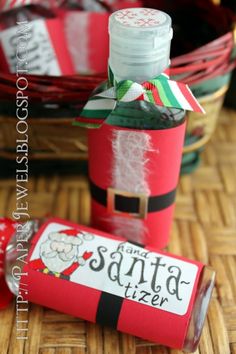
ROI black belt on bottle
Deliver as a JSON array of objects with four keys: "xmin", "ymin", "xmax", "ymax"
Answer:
[{"xmin": 90, "ymin": 180, "xmax": 176, "ymax": 219}]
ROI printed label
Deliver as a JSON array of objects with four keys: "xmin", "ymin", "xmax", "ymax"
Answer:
[
  {"xmin": 0, "ymin": 19, "xmax": 61, "ymax": 75},
  {"xmin": 29, "ymin": 222, "xmax": 198, "ymax": 316}
]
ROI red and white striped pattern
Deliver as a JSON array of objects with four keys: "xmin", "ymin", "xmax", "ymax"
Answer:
[{"xmin": 0, "ymin": 0, "xmax": 60, "ymax": 12}]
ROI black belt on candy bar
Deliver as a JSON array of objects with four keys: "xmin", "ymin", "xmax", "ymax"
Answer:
[
  {"xmin": 90, "ymin": 180, "xmax": 176, "ymax": 218},
  {"xmin": 96, "ymin": 241, "xmax": 144, "ymax": 328}
]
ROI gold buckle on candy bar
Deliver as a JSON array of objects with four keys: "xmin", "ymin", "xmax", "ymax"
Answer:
[{"xmin": 107, "ymin": 188, "xmax": 148, "ymax": 219}]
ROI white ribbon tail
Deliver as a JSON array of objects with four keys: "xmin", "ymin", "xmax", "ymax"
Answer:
[
  {"xmin": 85, "ymin": 98, "xmax": 116, "ymax": 111},
  {"xmin": 96, "ymin": 87, "xmax": 116, "ymax": 99}
]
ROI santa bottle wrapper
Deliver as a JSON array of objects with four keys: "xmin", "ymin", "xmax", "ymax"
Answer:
[
  {"xmin": 57, "ymin": 9, "xmax": 110, "ymax": 74},
  {"xmin": 88, "ymin": 121, "xmax": 186, "ymax": 249},
  {"xmin": 3, "ymin": 217, "xmax": 215, "ymax": 351},
  {"xmin": 0, "ymin": 4, "xmax": 75, "ymax": 75},
  {"xmin": 76, "ymin": 8, "xmax": 204, "ymax": 248}
]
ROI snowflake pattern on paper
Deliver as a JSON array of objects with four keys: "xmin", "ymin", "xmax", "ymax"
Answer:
[{"xmin": 115, "ymin": 8, "xmax": 166, "ymax": 28}]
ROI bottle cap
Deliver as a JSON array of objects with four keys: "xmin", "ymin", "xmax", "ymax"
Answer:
[{"xmin": 109, "ymin": 8, "xmax": 173, "ymax": 82}]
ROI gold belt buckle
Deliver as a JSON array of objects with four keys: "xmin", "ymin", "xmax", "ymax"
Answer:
[{"xmin": 107, "ymin": 188, "xmax": 148, "ymax": 219}]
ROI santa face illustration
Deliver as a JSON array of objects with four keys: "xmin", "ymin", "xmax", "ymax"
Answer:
[
  {"xmin": 30, "ymin": 229, "xmax": 94, "ymax": 278},
  {"xmin": 40, "ymin": 232, "xmax": 82, "ymax": 273}
]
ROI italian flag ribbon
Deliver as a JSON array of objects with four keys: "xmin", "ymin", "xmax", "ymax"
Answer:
[{"xmin": 74, "ymin": 69, "xmax": 205, "ymax": 129}]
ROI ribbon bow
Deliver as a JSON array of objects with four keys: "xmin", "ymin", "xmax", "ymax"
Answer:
[{"xmin": 74, "ymin": 70, "xmax": 205, "ymax": 128}]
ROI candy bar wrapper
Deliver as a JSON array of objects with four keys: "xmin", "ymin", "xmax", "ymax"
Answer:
[
  {"xmin": 21, "ymin": 217, "xmax": 203, "ymax": 349},
  {"xmin": 0, "ymin": 17, "xmax": 75, "ymax": 75},
  {"xmin": 88, "ymin": 122, "xmax": 186, "ymax": 249},
  {"xmin": 0, "ymin": 218, "xmax": 18, "ymax": 309}
]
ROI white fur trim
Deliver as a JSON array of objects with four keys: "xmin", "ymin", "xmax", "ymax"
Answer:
[
  {"xmin": 109, "ymin": 130, "xmax": 154, "ymax": 242},
  {"xmin": 48, "ymin": 232, "xmax": 82, "ymax": 245},
  {"xmin": 64, "ymin": 12, "xmax": 90, "ymax": 73}
]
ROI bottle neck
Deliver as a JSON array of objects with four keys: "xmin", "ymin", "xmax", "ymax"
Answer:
[{"xmin": 109, "ymin": 58, "xmax": 170, "ymax": 84}]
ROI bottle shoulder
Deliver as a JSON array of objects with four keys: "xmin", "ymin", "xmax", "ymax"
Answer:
[
  {"xmin": 93, "ymin": 81, "xmax": 185, "ymax": 130},
  {"xmin": 107, "ymin": 100, "xmax": 186, "ymax": 130}
]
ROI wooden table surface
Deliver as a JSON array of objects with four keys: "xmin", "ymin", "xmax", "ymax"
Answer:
[{"xmin": 0, "ymin": 108, "xmax": 236, "ymax": 354}]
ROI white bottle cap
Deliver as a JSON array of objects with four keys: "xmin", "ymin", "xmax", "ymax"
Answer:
[{"xmin": 109, "ymin": 8, "xmax": 173, "ymax": 83}]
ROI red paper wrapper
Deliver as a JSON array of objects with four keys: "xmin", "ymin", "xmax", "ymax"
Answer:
[
  {"xmin": 18, "ymin": 217, "xmax": 204, "ymax": 349},
  {"xmin": 57, "ymin": 9, "xmax": 110, "ymax": 74},
  {"xmin": 56, "ymin": 0, "xmax": 142, "ymax": 74},
  {"xmin": 88, "ymin": 122, "xmax": 186, "ymax": 249}
]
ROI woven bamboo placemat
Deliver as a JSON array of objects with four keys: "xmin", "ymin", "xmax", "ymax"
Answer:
[{"xmin": 0, "ymin": 108, "xmax": 236, "ymax": 354}]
